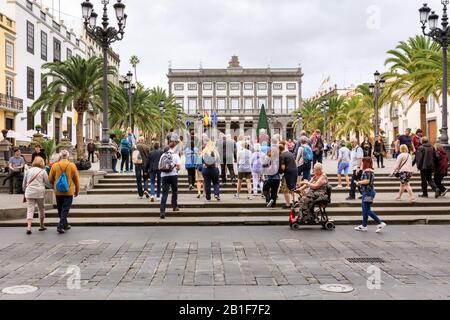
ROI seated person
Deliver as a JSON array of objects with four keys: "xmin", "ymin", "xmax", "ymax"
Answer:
[
  {"xmin": 3, "ymin": 148, "xmax": 25, "ymax": 194},
  {"xmin": 295, "ymin": 163, "xmax": 329, "ymax": 220}
]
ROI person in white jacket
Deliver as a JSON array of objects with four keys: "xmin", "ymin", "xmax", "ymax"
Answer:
[{"xmin": 22, "ymin": 156, "xmax": 51, "ymax": 235}]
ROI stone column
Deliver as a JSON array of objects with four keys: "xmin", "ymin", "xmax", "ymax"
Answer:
[
  {"xmin": 268, "ymin": 81, "xmax": 273, "ymax": 112},
  {"xmin": 239, "ymin": 121, "xmax": 245, "ymax": 138},
  {"xmin": 226, "ymin": 121, "xmax": 231, "ymax": 136}
]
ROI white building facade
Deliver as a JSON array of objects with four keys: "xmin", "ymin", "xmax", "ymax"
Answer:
[{"xmin": 168, "ymin": 56, "xmax": 303, "ymax": 140}]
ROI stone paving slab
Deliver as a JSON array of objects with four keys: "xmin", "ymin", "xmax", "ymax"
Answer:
[{"xmin": 0, "ymin": 226, "xmax": 449, "ymax": 300}]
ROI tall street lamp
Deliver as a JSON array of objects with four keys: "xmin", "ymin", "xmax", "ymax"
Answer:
[
  {"xmin": 159, "ymin": 100, "xmax": 166, "ymax": 146},
  {"xmin": 81, "ymin": 0, "xmax": 127, "ymax": 172},
  {"xmin": 296, "ymin": 113, "xmax": 303, "ymax": 139},
  {"xmin": 123, "ymin": 71, "xmax": 134, "ymax": 129},
  {"xmin": 369, "ymin": 71, "xmax": 386, "ymax": 138},
  {"xmin": 420, "ymin": 1, "xmax": 450, "ymax": 162}
]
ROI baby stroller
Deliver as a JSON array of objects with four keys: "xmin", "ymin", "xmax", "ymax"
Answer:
[{"xmin": 289, "ymin": 184, "xmax": 336, "ymax": 231}]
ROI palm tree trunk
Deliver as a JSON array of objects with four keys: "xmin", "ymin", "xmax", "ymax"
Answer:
[
  {"xmin": 76, "ymin": 111, "xmax": 84, "ymax": 161},
  {"xmin": 356, "ymin": 131, "xmax": 360, "ymax": 143},
  {"xmin": 134, "ymin": 66, "xmax": 138, "ymax": 83},
  {"xmin": 419, "ymin": 97, "xmax": 427, "ymax": 133}
]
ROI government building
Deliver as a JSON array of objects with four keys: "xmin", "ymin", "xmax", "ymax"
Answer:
[{"xmin": 168, "ymin": 56, "xmax": 303, "ymax": 140}]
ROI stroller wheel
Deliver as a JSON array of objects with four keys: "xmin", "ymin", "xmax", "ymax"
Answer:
[
  {"xmin": 325, "ymin": 222, "xmax": 336, "ymax": 231},
  {"xmin": 291, "ymin": 223, "xmax": 301, "ymax": 231}
]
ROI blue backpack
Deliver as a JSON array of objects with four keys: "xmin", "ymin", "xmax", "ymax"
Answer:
[
  {"xmin": 303, "ymin": 146, "xmax": 313, "ymax": 162},
  {"xmin": 185, "ymin": 148, "xmax": 198, "ymax": 169},
  {"xmin": 56, "ymin": 164, "xmax": 70, "ymax": 193}
]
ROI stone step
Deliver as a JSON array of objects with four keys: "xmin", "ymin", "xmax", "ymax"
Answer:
[
  {"xmin": 42, "ymin": 207, "xmax": 450, "ymax": 218},
  {"xmin": 103, "ymin": 173, "xmax": 400, "ymax": 179},
  {"xmin": 87, "ymin": 187, "xmax": 436, "ymax": 195},
  {"xmin": 67, "ymin": 199, "xmax": 450, "ymax": 209},
  {"xmin": 2, "ymin": 215, "xmax": 450, "ymax": 227}
]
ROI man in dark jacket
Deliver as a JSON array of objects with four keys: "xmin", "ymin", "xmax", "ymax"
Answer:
[
  {"xmin": 134, "ymin": 137, "xmax": 151, "ymax": 199},
  {"xmin": 216, "ymin": 134, "xmax": 237, "ymax": 185},
  {"xmin": 147, "ymin": 142, "xmax": 163, "ymax": 202},
  {"xmin": 87, "ymin": 140, "xmax": 96, "ymax": 163},
  {"xmin": 435, "ymin": 144, "xmax": 449, "ymax": 198},
  {"xmin": 415, "ymin": 137, "xmax": 438, "ymax": 198}
]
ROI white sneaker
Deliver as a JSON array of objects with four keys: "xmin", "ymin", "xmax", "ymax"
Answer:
[
  {"xmin": 234, "ymin": 194, "xmax": 240, "ymax": 199},
  {"xmin": 156, "ymin": 197, "xmax": 161, "ymax": 202},
  {"xmin": 376, "ymin": 222, "xmax": 387, "ymax": 233},
  {"xmin": 248, "ymin": 196, "xmax": 253, "ymax": 200},
  {"xmin": 354, "ymin": 225, "xmax": 368, "ymax": 232},
  {"xmin": 337, "ymin": 185, "xmax": 343, "ymax": 189}
]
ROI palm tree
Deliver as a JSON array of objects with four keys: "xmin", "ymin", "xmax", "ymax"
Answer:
[
  {"xmin": 293, "ymin": 99, "xmax": 323, "ymax": 134},
  {"xmin": 130, "ymin": 55, "xmax": 140, "ymax": 82},
  {"xmin": 31, "ymin": 56, "xmax": 116, "ymax": 160},
  {"xmin": 336, "ymin": 96, "xmax": 374, "ymax": 142},
  {"xmin": 325, "ymin": 96, "xmax": 346, "ymax": 139},
  {"xmin": 384, "ymin": 35, "xmax": 441, "ymax": 131}
]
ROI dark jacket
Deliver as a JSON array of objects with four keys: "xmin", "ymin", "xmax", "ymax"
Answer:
[
  {"xmin": 31, "ymin": 151, "xmax": 47, "ymax": 163},
  {"xmin": 416, "ymin": 143, "xmax": 437, "ymax": 170},
  {"xmin": 436, "ymin": 148, "xmax": 449, "ymax": 176},
  {"xmin": 135, "ymin": 143, "xmax": 150, "ymax": 167},
  {"xmin": 374, "ymin": 141, "xmax": 386, "ymax": 154},
  {"xmin": 87, "ymin": 142, "xmax": 95, "ymax": 152},
  {"xmin": 147, "ymin": 149, "xmax": 163, "ymax": 172},
  {"xmin": 216, "ymin": 138, "xmax": 236, "ymax": 165}
]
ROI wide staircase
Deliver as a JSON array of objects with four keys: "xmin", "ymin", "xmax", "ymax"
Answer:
[{"xmin": 1, "ymin": 172, "xmax": 446, "ymax": 227}]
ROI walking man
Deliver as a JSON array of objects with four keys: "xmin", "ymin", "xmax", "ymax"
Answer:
[
  {"xmin": 159, "ymin": 134, "xmax": 181, "ymax": 219},
  {"xmin": 134, "ymin": 136, "xmax": 150, "ymax": 199},
  {"xmin": 346, "ymin": 138, "xmax": 364, "ymax": 201},
  {"xmin": 49, "ymin": 150, "xmax": 80, "ymax": 234},
  {"xmin": 310, "ymin": 129, "xmax": 324, "ymax": 166},
  {"xmin": 217, "ymin": 134, "xmax": 237, "ymax": 186},
  {"xmin": 416, "ymin": 137, "xmax": 438, "ymax": 198},
  {"xmin": 87, "ymin": 140, "xmax": 96, "ymax": 163},
  {"xmin": 147, "ymin": 143, "xmax": 163, "ymax": 202}
]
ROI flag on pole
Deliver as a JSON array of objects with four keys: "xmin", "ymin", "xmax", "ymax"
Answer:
[
  {"xmin": 203, "ymin": 111, "xmax": 209, "ymax": 127},
  {"xmin": 212, "ymin": 111, "xmax": 218, "ymax": 128}
]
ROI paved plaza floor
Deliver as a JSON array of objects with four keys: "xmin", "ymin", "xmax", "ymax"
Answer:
[{"xmin": 0, "ymin": 226, "xmax": 449, "ymax": 300}]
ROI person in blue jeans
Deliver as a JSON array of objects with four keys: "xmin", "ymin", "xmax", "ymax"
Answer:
[
  {"xmin": 147, "ymin": 143, "xmax": 163, "ymax": 202},
  {"xmin": 120, "ymin": 134, "xmax": 131, "ymax": 173},
  {"xmin": 354, "ymin": 157, "xmax": 387, "ymax": 233},
  {"xmin": 337, "ymin": 141, "xmax": 351, "ymax": 189},
  {"xmin": 201, "ymin": 140, "xmax": 221, "ymax": 201},
  {"xmin": 159, "ymin": 135, "xmax": 181, "ymax": 219}
]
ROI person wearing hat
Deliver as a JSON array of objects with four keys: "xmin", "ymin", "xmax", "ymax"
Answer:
[
  {"xmin": 159, "ymin": 133, "xmax": 181, "ymax": 219},
  {"xmin": 31, "ymin": 144, "xmax": 47, "ymax": 164}
]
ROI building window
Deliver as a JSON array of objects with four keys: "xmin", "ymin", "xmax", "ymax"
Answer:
[
  {"xmin": 27, "ymin": 21, "xmax": 34, "ymax": 54},
  {"xmin": 287, "ymin": 97, "xmax": 296, "ymax": 113},
  {"xmin": 188, "ymin": 98, "xmax": 197, "ymax": 114},
  {"xmin": 231, "ymin": 98, "xmax": 240, "ymax": 110},
  {"xmin": 216, "ymin": 83, "xmax": 226, "ymax": 91},
  {"xmin": 41, "ymin": 31, "xmax": 47, "ymax": 61},
  {"xmin": 273, "ymin": 83, "xmax": 283, "ymax": 90},
  {"xmin": 244, "ymin": 98, "xmax": 253, "ymax": 111},
  {"xmin": 244, "ymin": 83, "xmax": 254, "ymax": 91},
  {"xmin": 26, "ymin": 0, "xmax": 33, "ymax": 11},
  {"xmin": 428, "ymin": 96, "xmax": 436, "ymax": 113},
  {"xmin": 5, "ymin": 41, "xmax": 14, "ymax": 68},
  {"xmin": 258, "ymin": 98, "xmax": 267, "ymax": 109},
  {"xmin": 40, "ymin": 11, "xmax": 46, "ymax": 21},
  {"xmin": 66, "ymin": 32, "xmax": 71, "ymax": 41},
  {"xmin": 257, "ymin": 83, "xmax": 267, "ymax": 90},
  {"xmin": 230, "ymin": 83, "xmax": 240, "ymax": 91},
  {"xmin": 41, "ymin": 74, "xmax": 47, "ymax": 93},
  {"xmin": 6, "ymin": 78, "xmax": 13, "ymax": 97},
  {"xmin": 53, "ymin": 38, "xmax": 61, "ymax": 62},
  {"xmin": 41, "ymin": 111, "xmax": 48, "ymax": 134},
  {"xmin": 67, "ymin": 48, "xmax": 72, "ymax": 59},
  {"xmin": 174, "ymin": 84, "xmax": 184, "ymax": 91},
  {"xmin": 52, "ymin": 21, "xmax": 61, "ymax": 32},
  {"xmin": 176, "ymin": 98, "xmax": 185, "ymax": 112},
  {"xmin": 203, "ymin": 98, "xmax": 212, "ymax": 112},
  {"xmin": 27, "ymin": 67, "xmax": 34, "ymax": 99},
  {"xmin": 188, "ymin": 83, "xmax": 197, "ymax": 91},
  {"xmin": 76, "ymin": 39, "xmax": 80, "ymax": 47},
  {"xmin": 287, "ymin": 83, "xmax": 297, "ymax": 90},
  {"xmin": 27, "ymin": 107, "xmax": 34, "ymax": 131},
  {"xmin": 217, "ymin": 98, "xmax": 226, "ymax": 111},
  {"xmin": 203, "ymin": 83, "xmax": 212, "ymax": 91},
  {"xmin": 67, "ymin": 117, "xmax": 73, "ymax": 141},
  {"xmin": 273, "ymin": 97, "xmax": 282, "ymax": 113}
]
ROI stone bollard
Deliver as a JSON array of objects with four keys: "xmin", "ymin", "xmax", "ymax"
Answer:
[{"xmin": 0, "ymin": 130, "xmax": 12, "ymax": 170}]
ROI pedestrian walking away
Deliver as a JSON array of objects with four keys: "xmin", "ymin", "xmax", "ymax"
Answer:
[
  {"xmin": 202, "ymin": 140, "xmax": 221, "ymax": 202},
  {"xmin": 434, "ymin": 143, "xmax": 449, "ymax": 198},
  {"xmin": 217, "ymin": 134, "xmax": 237, "ymax": 186},
  {"xmin": 262, "ymin": 146, "xmax": 281, "ymax": 208},
  {"xmin": 337, "ymin": 140, "xmax": 351, "ymax": 189},
  {"xmin": 185, "ymin": 140, "xmax": 199, "ymax": 191},
  {"xmin": 134, "ymin": 136, "xmax": 150, "ymax": 199},
  {"xmin": 390, "ymin": 145, "xmax": 415, "ymax": 202},
  {"xmin": 279, "ymin": 142, "xmax": 299, "ymax": 208},
  {"xmin": 251, "ymin": 143, "xmax": 265, "ymax": 196},
  {"xmin": 346, "ymin": 138, "xmax": 364, "ymax": 200},
  {"xmin": 158, "ymin": 134, "xmax": 181, "ymax": 219},
  {"xmin": 415, "ymin": 137, "xmax": 438, "ymax": 198},
  {"xmin": 296, "ymin": 136, "xmax": 313, "ymax": 182},
  {"xmin": 49, "ymin": 150, "xmax": 80, "ymax": 234},
  {"xmin": 235, "ymin": 142, "xmax": 253, "ymax": 200},
  {"xmin": 147, "ymin": 143, "xmax": 163, "ymax": 202},
  {"xmin": 127, "ymin": 127, "xmax": 137, "ymax": 172},
  {"xmin": 22, "ymin": 156, "xmax": 51, "ymax": 235},
  {"xmin": 120, "ymin": 133, "xmax": 131, "ymax": 173},
  {"xmin": 354, "ymin": 157, "xmax": 387, "ymax": 233}
]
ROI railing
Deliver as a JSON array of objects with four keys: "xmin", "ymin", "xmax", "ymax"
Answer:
[
  {"xmin": 0, "ymin": 93, "xmax": 24, "ymax": 112},
  {"xmin": 190, "ymin": 108, "xmax": 295, "ymax": 117}
]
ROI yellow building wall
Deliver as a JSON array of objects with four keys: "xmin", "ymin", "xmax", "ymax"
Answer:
[{"xmin": 0, "ymin": 13, "xmax": 17, "ymax": 132}]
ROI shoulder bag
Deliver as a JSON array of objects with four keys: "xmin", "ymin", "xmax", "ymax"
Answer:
[{"xmin": 23, "ymin": 170, "xmax": 44, "ymax": 203}]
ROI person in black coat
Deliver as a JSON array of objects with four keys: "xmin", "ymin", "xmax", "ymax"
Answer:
[{"xmin": 415, "ymin": 137, "xmax": 438, "ymax": 198}]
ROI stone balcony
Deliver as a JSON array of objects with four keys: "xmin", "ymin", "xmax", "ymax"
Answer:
[{"xmin": 0, "ymin": 93, "xmax": 23, "ymax": 113}]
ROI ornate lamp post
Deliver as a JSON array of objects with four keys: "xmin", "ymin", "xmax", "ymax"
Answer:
[
  {"xmin": 296, "ymin": 113, "xmax": 303, "ymax": 139},
  {"xmin": 369, "ymin": 71, "xmax": 386, "ymax": 138},
  {"xmin": 420, "ymin": 1, "xmax": 450, "ymax": 162},
  {"xmin": 159, "ymin": 100, "xmax": 166, "ymax": 146},
  {"xmin": 81, "ymin": 0, "xmax": 127, "ymax": 172},
  {"xmin": 123, "ymin": 71, "xmax": 134, "ymax": 129}
]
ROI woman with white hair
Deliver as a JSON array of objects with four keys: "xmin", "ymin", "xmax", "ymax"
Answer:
[{"xmin": 251, "ymin": 143, "xmax": 265, "ymax": 196}]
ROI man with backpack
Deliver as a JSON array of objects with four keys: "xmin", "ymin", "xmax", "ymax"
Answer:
[
  {"xmin": 133, "ymin": 136, "xmax": 150, "ymax": 199},
  {"xmin": 49, "ymin": 150, "xmax": 80, "ymax": 234},
  {"xmin": 310, "ymin": 129, "xmax": 324, "ymax": 166},
  {"xmin": 296, "ymin": 136, "xmax": 313, "ymax": 182},
  {"xmin": 158, "ymin": 134, "xmax": 181, "ymax": 219},
  {"xmin": 185, "ymin": 139, "xmax": 199, "ymax": 191}
]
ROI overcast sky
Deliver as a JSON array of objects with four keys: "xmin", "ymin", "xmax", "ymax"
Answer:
[{"xmin": 41, "ymin": 0, "xmax": 434, "ymax": 98}]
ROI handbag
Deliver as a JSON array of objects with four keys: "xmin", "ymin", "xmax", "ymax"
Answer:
[
  {"xmin": 394, "ymin": 155, "xmax": 409, "ymax": 178},
  {"xmin": 23, "ymin": 169, "xmax": 44, "ymax": 203},
  {"xmin": 364, "ymin": 195, "xmax": 374, "ymax": 203}
]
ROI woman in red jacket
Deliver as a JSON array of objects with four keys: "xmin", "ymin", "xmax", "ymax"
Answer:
[{"xmin": 435, "ymin": 143, "xmax": 449, "ymax": 198}]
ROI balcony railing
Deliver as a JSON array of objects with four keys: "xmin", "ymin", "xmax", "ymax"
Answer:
[
  {"xmin": 188, "ymin": 108, "xmax": 295, "ymax": 116},
  {"xmin": 0, "ymin": 93, "xmax": 24, "ymax": 112}
]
